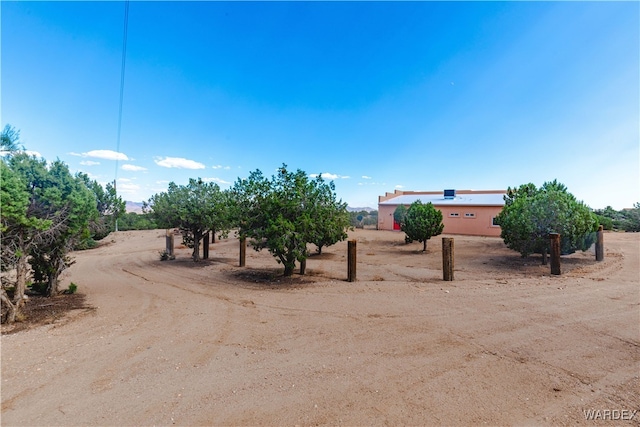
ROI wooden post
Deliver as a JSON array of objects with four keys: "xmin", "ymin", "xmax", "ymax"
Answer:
[
  {"xmin": 299, "ymin": 258, "xmax": 306, "ymax": 275},
  {"xmin": 239, "ymin": 237, "xmax": 246, "ymax": 267},
  {"xmin": 596, "ymin": 225, "xmax": 604, "ymax": 262},
  {"xmin": 442, "ymin": 237, "xmax": 454, "ymax": 281},
  {"xmin": 203, "ymin": 233, "xmax": 210, "ymax": 259},
  {"xmin": 347, "ymin": 240, "xmax": 357, "ymax": 282},
  {"xmin": 165, "ymin": 229, "xmax": 174, "ymax": 257},
  {"xmin": 550, "ymin": 233, "xmax": 561, "ymax": 275}
]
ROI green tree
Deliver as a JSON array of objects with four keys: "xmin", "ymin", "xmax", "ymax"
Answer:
[
  {"xmin": 2, "ymin": 153, "xmax": 96, "ymax": 304},
  {"xmin": 393, "ymin": 204, "xmax": 408, "ymax": 229},
  {"xmin": 495, "ymin": 180, "xmax": 598, "ymax": 261},
  {"xmin": 24, "ymin": 159, "xmax": 99, "ymax": 295},
  {"xmin": 593, "ymin": 210, "xmax": 614, "ymax": 230},
  {"xmin": 232, "ymin": 165, "xmax": 348, "ymax": 276},
  {"xmin": 364, "ymin": 210, "xmax": 378, "ymax": 227},
  {"xmin": 76, "ymin": 174, "xmax": 125, "ymax": 241},
  {"xmin": 0, "ymin": 161, "xmax": 52, "ymax": 321},
  {"xmin": 117, "ymin": 212, "xmax": 157, "ymax": 231},
  {"xmin": 146, "ymin": 178, "xmax": 230, "ymax": 261},
  {"xmin": 619, "ymin": 203, "xmax": 640, "ymax": 232},
  {"xmin": 1, "ymin": 124, "xmax": 22, "ymax": 153},
  {"xmin": 309, "ymin": 176, "xmax": 350, "ymax": 254},
  {"xmin": 401, "ymin": 201, "xmax": 444, "ymax": 252},
  {"xmin": 1, "ymin": 155, "xmax": 54, "ymax": 307}
]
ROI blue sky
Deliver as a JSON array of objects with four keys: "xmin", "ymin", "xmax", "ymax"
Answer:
[{"xmin": 2, "ymin": 1, "xmax": 638, "ymax": 209}]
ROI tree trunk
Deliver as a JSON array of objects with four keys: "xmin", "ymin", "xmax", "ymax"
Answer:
[
  {"xmin": 299, "ymin": 258, "xmax": 306, "ymax": 275},
  {"xmin": 316, "ymin": 245, "xmax": 323, "ymax": 255},
  {"xmin": 192, "ymin": 231, "xmax": 202, "ymax": 261},
  {"xmin": 541, "ymin": 247, "xmax": 548, "ymax": 265},
  {"xmin": 13, "ymin": 252, "xmax": 28, "ymax": 308},
  {"xmin": 283, "ymin": 264, "xmax": 294, "ymax": 277},
  {"xmin": 423, "ymin": 240, "xmax": 427, "ymax": 252},
  {"xmin": 202, "ymin": 233, "xmax": 210, "ymax": 260},
  {"xmin": 1, "ymin": 288, "xmax": 16, "ymax": 324},
  {"xmin": 45, "ymin": 255, "xmax": 66, "ymax": 296}
]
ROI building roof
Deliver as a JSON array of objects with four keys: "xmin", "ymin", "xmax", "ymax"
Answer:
[{"xmin": 379, "ymin": 192, "xmax": 505, "ymax": 207}]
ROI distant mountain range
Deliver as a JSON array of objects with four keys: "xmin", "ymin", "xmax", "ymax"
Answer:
[
  {"xmin": 125, "ymin": 201, "xmax": 145, "ymax": 214},
  {"xmin": 125, "ymin": 201, "xmax": 375, "ymax": 214}
]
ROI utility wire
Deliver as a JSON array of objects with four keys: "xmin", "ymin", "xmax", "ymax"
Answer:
[{"xmin": 115, "ymin": 0, "xmax": 130, "ymax": 231}]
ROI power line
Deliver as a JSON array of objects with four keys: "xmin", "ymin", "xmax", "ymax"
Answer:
[{"xmin": 115, "ymin": 0, "xmax": 130, "ymax": 231}]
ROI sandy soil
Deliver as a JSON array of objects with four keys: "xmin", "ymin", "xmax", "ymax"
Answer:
[{"xmin": 1, "ymin": 229, "xmax": 638, "ymax": 426}]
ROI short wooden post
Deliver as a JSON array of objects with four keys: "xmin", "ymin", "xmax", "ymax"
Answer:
[
  {"xmin": 165, "ymin": 229, "xmax": 174, "ymax": 257},
  {"xmin": 550, "ymin": 233, "xmax": 561, "ymax": 275},
  {"xmin": 239, "ymin": 237, "xmax": 246, "ymax": 267},
  {"xmin": 202, "ymin": 233, "xmax": 210, "ymax": 259},
  {"xmin": 442, "ymin": 237, "xmax": 454, "ymax": 281},
  {"xmin": 347, "ymin": 240, "xmax": 357, "ymax": 282},
  {"xmin": 596, "ymin": 225, "xmax": 604, "ymax": 262},
  {"xmin": 299, "ymin": 258, "xmax": 306, "ymax": 275}
]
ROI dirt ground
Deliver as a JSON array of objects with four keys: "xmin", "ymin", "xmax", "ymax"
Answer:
[{"xmin": 1, "ymin": 229, "xmax": 638, "ymax": 426}]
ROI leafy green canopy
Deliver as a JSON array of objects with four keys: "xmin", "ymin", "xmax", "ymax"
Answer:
[
  {"xmin": 146, "ymin": 178, "xmax": 231, "ymax": 261},
  {"xmin": 594, "ymin": 204, "xmax": 640, "ymax": 232},
  {"xmin": 395, "ymin": 201, "xmax": 444, "ymax": 251},
  {"xmin": 77, "ymin": 174, "xmax": 125, "ymax": 239},
  {"xmin": 231, "ymin": 165, "xmax": 350, "ymax": 276},
  {"xmin": 3, "ymin": 153, "xmax": 100, "ymax": 296},
  {"xmin": 495, "ymin": 180, "xmax": 598, "ymax": 257},
  {"xmin": 1, "ymin": 124, "xmax": 22, "ymax": 153}
]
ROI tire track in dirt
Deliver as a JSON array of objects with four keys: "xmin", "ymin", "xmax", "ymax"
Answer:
[{"xmin": 3, "ymin": 229, "xmax": 638, "ymax": 426}]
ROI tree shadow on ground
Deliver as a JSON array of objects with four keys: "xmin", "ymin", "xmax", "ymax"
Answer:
[
  {"xmin": 226, "ymin": 268, "xmax": 325, "ymax": 290},
  {"xmin": 1, "ymin": 293, "xmax": 94, "ymax": 335}
]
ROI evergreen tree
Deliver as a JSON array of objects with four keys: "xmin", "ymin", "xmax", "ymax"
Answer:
[
  {"xmin": 495, "ymin": 180, "xmax": 598, "ymax": 261},
  {"xmin": 401, "ymin": 201, "xmax": 444, "ymax": 252}
]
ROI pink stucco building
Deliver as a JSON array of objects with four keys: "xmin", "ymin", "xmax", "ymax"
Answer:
[{"xmin": 378, "ymin": 189, "xmax": 506, "ymax": 237}]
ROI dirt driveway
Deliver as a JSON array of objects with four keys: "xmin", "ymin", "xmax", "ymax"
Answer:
[{"xmin": 2, "ymin": 229, "xmax": 638, "ymax": 426}]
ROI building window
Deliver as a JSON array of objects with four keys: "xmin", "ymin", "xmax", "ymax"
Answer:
[
  {"xmin": 464, "ymin": 213, "xmax": 476, "ymax": 218},
  {"xmin": 492, "ymin": 217, "xmax": 500, "ymax": 226},
  {"xmin": 449, "ymin": 212, "xmax": 460, "ymax": 217}
]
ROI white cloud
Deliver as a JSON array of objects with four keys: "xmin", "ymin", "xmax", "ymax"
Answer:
[
  {"xmin": 212, "ymin": 165, "xmax": 231, "ymax": 170},
  {"xmin": 80, "ymin": 160, "xmax": 100, "ymax": 166},
  {"xmin": 81, "ymin": 150, "xmax": 129, "ymax": 161},
  {"xmin": 358, "ymin": 181, "xmax": 388, "ymax": 186},
  {"xmin": 122, "ymin": 164, "xmax": 147, "ymax": 171},
  {"xmin": 203, "ymin": 177, "xmax": 231, "ymax": 185},
  {"xmin": 154, "ymin": 157, "xmax": 205, "ymax": 169},
  {"xmin": 116, "ymin": 182, "xmax": 140, "ymax": 193},
  {"xmin": 1, "ymin": 150, "xmax": 42, "ymax": 158},
  {"xmin": 309, "ymin": 172, "xmax": 350, "ymax": 180},
  {"xmin": 395, "ymin": 185, "xmax": 404, "ymax": 189},
  {"xmin": 362, "ymin": 175, "xmax": 372, "ymax": 179}
]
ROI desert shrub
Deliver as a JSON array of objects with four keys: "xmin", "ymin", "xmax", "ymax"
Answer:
[
  {"xmin": 595, "ymin": 214, "xmax": 614, "ymax": 230},
  {"xmin": 399, "ymin": 201, "xmax": 444, "ymax": 252},
  {"xmin": 495, "ymin": 180, "xmax": 598, "ymax": 259}
]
